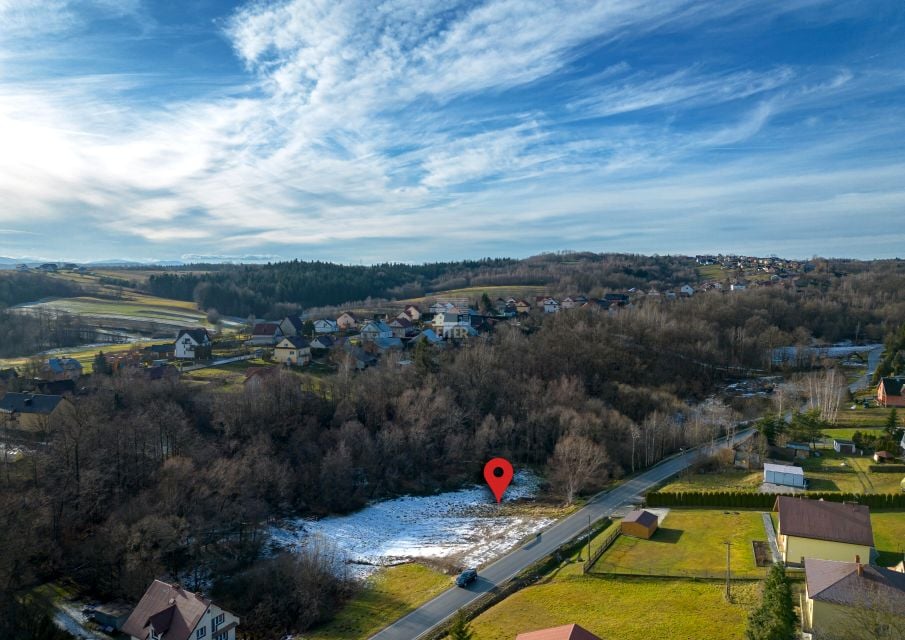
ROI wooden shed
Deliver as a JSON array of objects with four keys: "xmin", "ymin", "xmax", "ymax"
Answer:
[{"xmin": 621, "ymin": 509, "xmax": 658, "ymax": 539}]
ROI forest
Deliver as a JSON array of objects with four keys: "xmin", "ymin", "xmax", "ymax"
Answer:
[
  {"xmin": 2, "ymin": 259, "xmax": 905, "ymax": 637},
  {"xmin": 142, "ymin": 253, "xmax": 699, "ymax": 317}
]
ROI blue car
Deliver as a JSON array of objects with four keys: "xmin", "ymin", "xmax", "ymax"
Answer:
[{"xmin": 455, "ymin": 568, "xmax": 478, "ymax": 587}]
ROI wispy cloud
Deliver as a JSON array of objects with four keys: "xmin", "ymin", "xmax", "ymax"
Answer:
[{"xmin": 0, "ymin": 0, "xmax": 902, "ymax": 261}]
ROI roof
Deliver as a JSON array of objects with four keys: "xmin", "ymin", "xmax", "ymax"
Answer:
[
  {"xmin": 144, "ymin": 344, "xmax": 174, "ymax": 354},
  {"xmin": 875, "ymin": 450, "xmax": 896, "ymax": 459},
  {"xmin": 515, "ymin": 624, "xmax": 603, "ymax": 640},
  {"xmin": 880, "ymin": 376, "xmax": 905, "ymax": 396},
  {"xmin": 833, "ymin": 439, "xmax": 855, "ymax": 445},
  {"xmin": 46, "ymin": 357, "xmax": 82, "ymax": 374},
  {"xmin": 374, "ymin": 336, "xmax": 403, "ymax": 350},
  {"xmin": 312, "ymin": 335, "xmax": 335, "ymax": 348},
  {"xmin": 390, "ymin": 317, "xmax": 412, "ymax": 327},
  {"xmin": 337, "ymin": 311, "xmax": 357, "ymax": 319},
  {"xmin": 0, "ymin": 392, "xmax": 64, "ymax": 415},
  {"xmin": 623, "ymin": 509, "xmax": 658, "ymax": 528},
  {"xmin": 121, "ymin": 580, "xmax": 211, "ymax": 640},
  {"xmin": 282, "ymin": 315, "xmax": 304, "ymax": 331},
  {"xmin": 252, "ymin": 322, "xmax": 281, "ymax": 336},
  {"xmin": 276, "ymin": 336, "xmax": 310, "ymax": 349},
  {"xmin": 786, "ymin": 442, "xmax": 811, "ymax": 451},
  {"xmin": 416, "ymin": 329, "xmax": 442, "ymax": 344},
  {"xmin": 763, "ymin": 463, "xmax": 804, "ymax": 476},
  {"xmin": 775, "ymin": 496, "xmax": 874, "ymax": 547},
  {"xmin": 805, "ymin": 558, "xmax": 905, "ymax": 610},
  {"xmin": 176, "ymin": 328, "xmax": 210, "ymax": 344},
  {"xmin": 362, "ymin": 320, "xmax": 392, "ymax": 333},
  {"xmin": 315, "ymin": 318, "xmax": 338, "ymax": 326}
]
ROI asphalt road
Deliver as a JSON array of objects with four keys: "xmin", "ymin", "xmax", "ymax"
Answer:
[
  {"xmin": 849, "ymin": 345, "xmax": 884, "ymax": 394},
  {"xmin": 369, "ymin": 428, "xmax": 754, "ymax": 640}
]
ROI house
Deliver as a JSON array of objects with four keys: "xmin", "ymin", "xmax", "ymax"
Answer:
[
  {"xmin": 273, "ymin": 336, "xmax": 311, "ymax": 366},
  {"xmin": 360, "ymin": 320, "xmax": 393, "ymax": 342},
  {"xmin": 174, "ymin": 328, "xmax": 212, "ymax": 359},
  {"xmin": 314, "ymin": 318, "xmax": 339, "ymax": 334},
  {"xmin": 543, "ymin": 298, "xmax": 560, "ymax": 313},
  {"xmin": 344, "ymin": 346, "xmax": 378, "ymax": 370},
  {"xmin": 336, "ymin": 311, "xmax": 358, "ymax": 330},
  {"xmin": 432, "ymin": 312, "xmax": 469, "ymax": 337},
  {"xmin": 122, "ymin": 579, "xmax": 238, "ymax": 640},
  {"xmin": 247, "ymin": 322, "xmax": 283, "ymax": 346},
  {"xmin": 786, "ymin": 442, "xmax": 812, "ymax": 459},
  {"xmin": 877, "ymin": 377, "xmax": 905, "ymax": 407},
  {"xmin": 399, "ymin": 305, "xmax": 421, "ymax": 321},
  {"xmin": 243, "ymin": 366, "xmax": 281, "ymax": 391},
  {"xmin": 680, "ymin": 284, "xmax": 695, "ymax": 296},
  {"xmin": 0, "ymin": 393, "xmax": 69, "ymax": 430},
  {"xmin": 834, "ymin": 439, "xmax": 857, "ymax": 455},
  {"xmin": 603, "ymin": 292, "xmax": 629, "ymax": 306},
  {"xmin": 774, "ymin": 496, "xmax": 874, "ymax": 565},
  {"xmin": 310, "ymin": 335, "xmax": 335, "ymax": 351},
  {"xmin": 514, "ymin": 299, "xmax": 532, "ymax": 314},
  {"xmin": 373, "ymin": 336, "xmax": 403, "ymax": 352},
  {"xmin": 801, "ymin": 558, "xmax": 905, "ymax": 639},
  {"xmin": 279, "ymin": 315, "xmax": 305, "ymax": 337},
  {"xmin": 447, "ymin": 324, "xmax": 478, "ymax": 340},
  {"xmin": 412, "ymin": 329, "xmax": 442, "ymax": 346},
  {"xmin": 388, "ymin": 316, "xmax": 415, "ymax": 338},
  {"xmin": 874, "ymin": 450, "xmax": 896, "ymax": 463},
  {"xmin": 43, "ymin": 357, "xmax": 82, "ymax": 381},
  {"xmin": 763, "ymin": 462, "xmax": 806, "ymax": 488},
  {"xmin": 515, "ymin": 623, "xmax": 602, "ymax": 640},
  {"xmin": 141, "ymin": 344, "xmax": 175, "ymax": 363},
  {"xmin": 621, "ymin": 509, "xmax": 658, "ymax": 539},
  {"xmin": 561, "ymin": 297, "xmax": 578, "ymax": 310}
]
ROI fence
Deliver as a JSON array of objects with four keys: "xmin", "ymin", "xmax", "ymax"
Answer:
[{"xmin": 584, "ymin": 527, "xmax": 621, "ymax": 573}]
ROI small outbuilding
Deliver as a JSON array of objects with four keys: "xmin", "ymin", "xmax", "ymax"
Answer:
[
  {"xmin": 764, "ymin": 463, "xmax": 806, "ymax": 488},
  {"xmin": 786, "ymin": 442, "xmax": 811, "ymax": 459},
  {"xmin": 833, "ymin": 439, "xmax": 856, "ymax": 455},
  {"xmin": 621, "ymin": 509, "xmax": 658, "ymax": 539},
  {"xmin": 874, "ymin": 450, "xmax": 896, "ymax": 463}
]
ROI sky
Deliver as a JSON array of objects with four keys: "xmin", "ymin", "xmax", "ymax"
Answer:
[{"xmin": 0, "ymin": 0, "xmax": 903, "ymax": 263}]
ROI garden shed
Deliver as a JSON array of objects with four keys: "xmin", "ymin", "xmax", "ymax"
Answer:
[
  {"xmin": 621, "ymin": 509, "xmax": 658, "ymax": 539},
  {"xmin": 763, "ymin": 463, "xmax": 806, "ymax": 488},
  {"xmin": 833, "ymin": 439, "xmax": 856, "ymax": 454}
]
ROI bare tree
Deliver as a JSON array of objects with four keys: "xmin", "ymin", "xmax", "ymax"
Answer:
[
  {"xmin": 803, "ymin": 368, "xmax": 847, "ymax": 424},
  {"xmin": 547, "ymin": 433, "xmax": 609, "ymax": 505}
]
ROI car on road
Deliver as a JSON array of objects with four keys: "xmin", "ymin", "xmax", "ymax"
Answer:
[{"xmin": 455, "ymin": 568, "xmax": 477, "ymax": 587}]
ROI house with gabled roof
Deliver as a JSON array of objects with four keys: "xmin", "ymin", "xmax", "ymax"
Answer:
[
  {"xmin": 279, "ymin": 315, "xmax": 305, "ymax": 337},
  {"xmin": 802, "ymin": 558, "xmax": 905, "ymax": 639},
  {"xmin": 336, "ymin": 311, "xmax": 358, "ymax": 330},
  {"xmin": 360, "ymin": 320, "xmax": 393, "ymax": 342},
  {"xmin": 273, "ymin": 336, "xmax": 311, "ymax": 366},
  {"xmin": 43, "ymin": 357, "xmax": 83, "ymax": 381},
  {"xmin": 877, "ymin": 376, "xmax": 905, "ymax": 408},
  {"xmin": 174, "ymin": 328, "xmax": 212, "ymax": 360},
  {"xmin": 389, "ymin": 316, "xmax": 415, "ymax": 338},
  {"xmin": 247, "ymin": 322, "xmax": 283, "ymax": 346},
  {"xmin": 314, "ymin": 318, "xmax": 338, "ymax": 334},
  {"xmin": 122, "ymin": 580, "xmax": 238, "ymax": 640},
  {"xmin": 311, "ymin": 335, "xmax": 335, "ymax": 351},
  {"xmin": 0, "ymin": 392, "xmax": 70, "ymax": 430},
  {"xmin": 515, "ymin": 623, "xmax": 602, "ymax": 640},
  {"xmin": 774, "ymin": 496, "xmax": 874, "ymax": 565},
  {"xmin": 399, "ymin": 304, "xmax": 421, "ymax": 321}
]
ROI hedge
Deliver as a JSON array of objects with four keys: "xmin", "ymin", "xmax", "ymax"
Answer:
[
  {"xmin": 868, "ymin": 465, "xmax": 905, "ymax": 473},
  {"xmin": 645, "ymin": 490, "xmax": 905, "ymax": 509}
]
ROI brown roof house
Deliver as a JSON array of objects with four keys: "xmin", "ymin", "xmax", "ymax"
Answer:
[
  {"xmin": 515, "ymin": 623, "xmax": 603, "ymax": 640},
  {"xmin": 877, "ymin": 376, "xmax": 905, "ymax": 408},
  {"xmin": 802, "ymin": 558, "xmax": 905, "ymax": 639},
  {"xmin": 621, "ymin": 509, "xmax": 659, "ymax": 539},
  {"xmin": 122, "ymin": 580, "xmax": 239, "ymax": 640},
  {"xmin": 774, "ymin": 496, "xmax": 874, "ymax": 566}
]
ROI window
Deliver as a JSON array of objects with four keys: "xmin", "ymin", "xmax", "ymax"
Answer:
[
  {"xmin": 212, "ymin": 613, "xmax": 225, "ymax": 630},
  {"xmin": 196, "ymin": 626, "xmax": 206, "ymax": 639},
  {"xmin": 213, "ymin": 632, "xmax": 229, "ymax": 640}
]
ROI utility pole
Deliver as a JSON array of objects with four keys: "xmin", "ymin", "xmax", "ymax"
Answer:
[
  {"xmin": 587, "ymin": 514, "xmax": 592, "ymax": 566},
  {"xmin": 724, "ymin": 541, "xmax": 732, "ymax": 601}
]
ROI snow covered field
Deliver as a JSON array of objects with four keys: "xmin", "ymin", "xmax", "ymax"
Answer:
[{"xmin": 270, "ymin": 472, "xmax": 554, "ymax": 577}]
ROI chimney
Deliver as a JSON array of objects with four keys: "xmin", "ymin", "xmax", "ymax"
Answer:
[{"xmin": 856, "ymin": 555, "xmax": 863, "ymax": 576}]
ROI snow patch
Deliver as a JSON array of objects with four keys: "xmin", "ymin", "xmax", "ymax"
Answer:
[{"xmin": 270, "ymin": 471, "xmax": 554, "ymax": 578}]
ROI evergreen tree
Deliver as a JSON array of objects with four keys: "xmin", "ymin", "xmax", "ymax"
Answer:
[
  {"xmin": 93, "ymin": 351, "xmax": 111, "ymax": 375},
  {"xmin": 448, "ymin": 611, "xmax": 474, "ymax": 640},
  {"xmin": 884, "ymin": 407, "xmax": 899, "ymax": 437},
  {"xmin": 746, "ymin": 564, "xmax": 795, "ymax": 640}
]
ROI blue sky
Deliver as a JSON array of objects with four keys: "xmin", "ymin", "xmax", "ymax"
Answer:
[{"xmin": 0, "ymin": 0, "xmax": 903, "ymax": 263}]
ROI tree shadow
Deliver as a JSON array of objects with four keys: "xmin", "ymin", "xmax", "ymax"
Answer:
[
  {"xmin": 650, "ymin": 528, "xmax": 683, "ymax": 544},
  {"xmin": 806, "ymin": 478, "xmax": 840, "ymax": 491}
]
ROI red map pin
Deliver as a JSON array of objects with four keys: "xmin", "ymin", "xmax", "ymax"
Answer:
[{"xmin": 483, "ymin": 457, "xmax": 514, "ymax": 503}]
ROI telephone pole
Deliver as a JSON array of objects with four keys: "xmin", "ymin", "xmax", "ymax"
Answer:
[{"xmin": 724, "ymin": 541, "xmax": 732, "ymax": 601}]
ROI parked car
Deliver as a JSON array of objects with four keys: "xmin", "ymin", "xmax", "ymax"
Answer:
[{"xmin": 456, "ymin": 568, "xmax": 478, "ymax": 587}]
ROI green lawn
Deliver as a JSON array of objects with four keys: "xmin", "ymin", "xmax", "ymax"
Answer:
[
  {"xmin": 833, "ymin": 406, "xmax": 893, "ymax": 429},
  {"xmin": 821, "ymin": 427, "xmax": 885, "ymax": 441},
  {"xmin": 696, "ymin": 264, "xmax": 725, "ymax": 280},
  {"xmin": 872, "ymin": 512, "xmax": 905, "ymax": 567},
  {"xmin": 798, "ymin": 450, "xmax": 903, "ymax": 494},
  {"xmin": 661, "ymin": 469, "xmax": 762, "ymax": 492},
  {"xmin": 305, "ymin": 564, "xmax": 450, "ymax": 640},
  {"xmin": 467, "ymin": 576, "xmax": 759, "ymax": 640},
  {"xmin": 591, "ymin": 509, "xmax": 766, "ymax": 578}
]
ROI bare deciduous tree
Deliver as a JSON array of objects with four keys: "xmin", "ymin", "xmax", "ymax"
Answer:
[{"xmin": 547, "ymin": 433, "xmax": 609, "ymax": 505}]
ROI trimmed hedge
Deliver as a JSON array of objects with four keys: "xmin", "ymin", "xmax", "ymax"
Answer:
[
  {"xmin": 868, "ymin": 465, "xmax": 905, "ymax": 473},
  {"xmin": 645, "ymin": 490, "xmax": 905, "ymax": 509}
]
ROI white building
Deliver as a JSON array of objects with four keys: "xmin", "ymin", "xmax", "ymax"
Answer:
[
  {"xmin": 763, "ymin": 463, "xmax": 806, "ymax": 488},
  {"xmin": 122, "ymin": 580, "xmax": 239, "ymax": 640},
  {"xmin": 314, "ymin": 318, "xmax": 338, "ymax": 334},
  {"xmin": 174, "ymin": 328, "xmax": 211, "ymax": 360},
  {"xmin": 360, "ymin": 320, "xmax": 393, "ymax": 342},
  {"xmin": 543, "ymin": 298, "xmax": 560, "ymax": 313}
]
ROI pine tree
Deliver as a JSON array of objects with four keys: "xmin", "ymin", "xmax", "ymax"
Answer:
[
  {"xmin": 746, "ymin": 564, "xmax": 795, "ymax": 640},
  {"xmin": 885, "ymin": 407, "xmax": 899, "ymax": 437},
  {"xmin": 448, "ymin": 611, "xmax": 474, "ymax": 640}
]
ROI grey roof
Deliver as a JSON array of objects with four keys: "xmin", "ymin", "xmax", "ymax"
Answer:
[
  {"xmin": 0, "ymin": 392, "xmax": 64, "ymax": 415},
  {"xmin": 282, "ymin": 315, "xmax": 305, "ymax": 331},
  {"xmin": 374, "ymin": 336, "xmax": 403, "ymax": 350},
  {"xmin": 176, "ymin": 328, "xmax": 210, "ymax": 344},
  {"xmin": 775, "ymin": 496, "xmax": 874, "ymax": 547},
  {"xmin": 47, "ymin": 358, "xmax": 82, "ymax": 374},
  {"xmin": 806, "ymin": 558, "xmax": 905, "ymax": 609},
  {"xmin": 763, "ymin": 463, "xmax": 804, "ymax": 476},
  {"xmin": 362, "ymin": 320, "xmax": 392, "ymax": 333},
  {"xmin": 623, "ymin": 509, "xmax": 658, "ymax": 528},
  {"xmin": 311, "ymin": 335, "xmax": 335, "ymax": 348},
  {"xmin": 277, "ymin": 336, "xmax": 310, "ymax": 349}
]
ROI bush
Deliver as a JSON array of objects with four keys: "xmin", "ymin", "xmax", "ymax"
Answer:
[
  {"xmin": 645, "ymin": 490, "xmax": 905, "ymax": 509},
  {"xmin": 868, "ymin": 465, "xmax": 905, "ymax": 473},
  {"xmin": 746, "ymin": 564, "xmax": 795, "ymax": 640}
]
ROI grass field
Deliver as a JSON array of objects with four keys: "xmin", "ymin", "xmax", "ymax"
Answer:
[
  {"xmin": 306, "ymin": 564, "xmax": 450, "ymax": 640},
  {"xmin": 821, "ymin": 427, "xmax": 886, "ymax": 441},
  {"xmin": 18, "ymin": 294, "xmax": 206, "ymax": 325},
  {"xmin": 0, "ymin": 339, "xmax": 169, "ymax": 372},
  {"xmin": 799, "ymin": 450, "xmax": 904, "ymax": 493},
  {"xmin": 872, "ymin": 512, "xmax": 905, "ymax": 567},
  {"xmin": 696, "ymin": 264, "xmax": 725, "ymax": 280},
  {"xmin": 591, "ymin": 509, "xmax": 766, "ymax": 578},
  {"xmin": 661, "ymin": 469, "xmax": 762, "ymax": 492},
  {"xmin": 467, "ymin": 575, "xmax": 758, "ymax": 640},
  {"xmin": 833, "ymin": 405, "xmax": 893, "ymax": 429}
]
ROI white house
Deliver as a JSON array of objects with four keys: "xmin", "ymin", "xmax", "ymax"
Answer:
[
  {"xmin": 247, "ymin": 322, "xmax": 283, "ymax": 346},
  {"xmin": 122, "ymin": 580, "xmax": 239, "ymax": 640},
  {"xmin": 273, "ymin": 336, "xmax": 311, "ymax": 366},
  {"xmin": 399, "ymin": 305, "xmax": 421, "ymax": 321},
  {"xmin": 174, "ymin": 329, "xmax": 211, "ymax": 360},
  {"xmin": 543, "ymin": 298, "xmax": 560, "ymax": 313},
  {"xmin": 763, "ymin": 463, "xmax": 806, "ymax": 489},
  {"xmin": 279, "ymin": 315, "xmax": 305, "ymax": 337},
  {"xmin": 314, "ymin": 318, "xmax": 338, "ymax": 334},
  {"xmin": 388, "ymin": 316, "xmax": 415, "ymax": 338},
  {"xmin": 432, "ymin": 312, "xmax": 471, "ymax": 338},
  {"xmin": 680, "ymin": 284, "xmax": 695, "ymax": 296},
  {"xmin": 360, "ymin": 320, "xmax": 393, "ymax": 342}
]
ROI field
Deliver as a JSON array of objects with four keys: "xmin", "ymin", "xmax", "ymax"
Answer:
[
  {"xmin": 661, "ymin": 469, "xmax": 762, "ymax": 492},
  {"xmin": 696, "ymin": 264, "xmax": 725, "ymax": 280},
  {"xmin": 305, "ymin": 564, "xmax": 450, "ymax": 640},
  {"xmin": 591, "ymin": 509, "xmax": 766, "ymax": 578},
  {"xmin": 17, "ymin": 293, "xmax": 207, "ymax": 328},
  {"xmin": 0, "ymin": 339, "xmax": 169, "ymax": 373},
  {"xmin": 833, "ymin": 405, "xmax": 894, "ymax": 429},
  {"xmin": 467, "ymin": 574, "xmax": 758, "ymax": 640},
  {"xmin": 871, "ymin": 512, "xmax": 905, "ymax": 567},
  {"xmin": 821, "ymin": 427, "xmax": 886, "ymax": 441}
]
